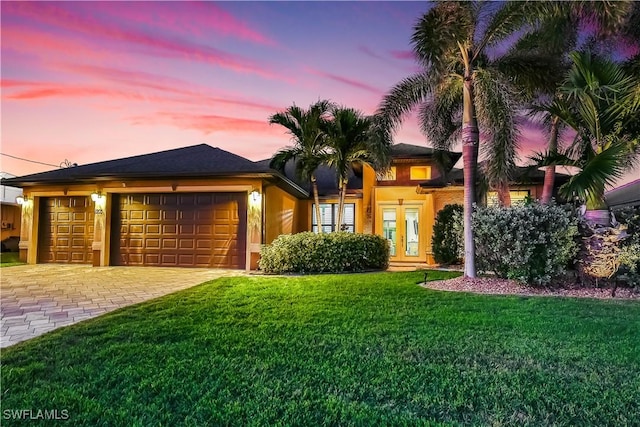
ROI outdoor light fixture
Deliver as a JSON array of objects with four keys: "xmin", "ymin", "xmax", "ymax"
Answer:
[
  {"xmin": 16, "ymin": 195, "xmax": 26, "ymax": 205},
  {"xmin": 250, "ymin": 190, "xmax": 261, "ymax": 203},
  {"xmin": 91, "ymin": 192, "xmax": 103, "ymax": 202}
]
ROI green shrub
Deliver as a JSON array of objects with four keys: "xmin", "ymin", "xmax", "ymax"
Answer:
[
  {"xmin": 473, "ymin": 203, "xmax": 579, "ymax": 285},
  {"xmin": 613, "ymin": 207, "xmax": 640, "ymax": 287},
  {"xmin": 432, "ymin": 204, "xmax": 463, "ymax": 265},
  {"xmin": 259, "ymin": 232, "xmax": 389, "ymax": 274}
]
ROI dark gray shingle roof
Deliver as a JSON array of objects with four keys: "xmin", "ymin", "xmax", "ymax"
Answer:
[{"xmin": 2, "ymin": 144, "xmax": 269, "ymax": 186}]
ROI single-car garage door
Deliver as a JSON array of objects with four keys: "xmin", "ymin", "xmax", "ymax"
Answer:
[
  {"xmin": 38, "ymin": 196, "xmax": 94, "ymax": 264},
  {"xmin": 111, "ymin": 193, "xmax": 247, "ymax": 268}
]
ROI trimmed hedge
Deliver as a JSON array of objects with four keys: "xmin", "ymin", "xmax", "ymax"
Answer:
[
  {"xmin": 473, "ymin": 203, "xmax": 579, "ymax": 285},
  {"xmin": 259, "ymin": 232, "xmax": 389, "ymax": 274}
]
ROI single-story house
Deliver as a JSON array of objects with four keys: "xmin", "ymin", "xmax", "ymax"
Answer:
[
  {"xmin": 1, "ymin": 143, "xmax": 567, "ymax": 269},
  {"xmin": 605, "ymin": 179, "xmax": 640, "ymax": 210},
  {"xmin": 1, "ymin": 172, "xmax": 23, "ymax": 246}
]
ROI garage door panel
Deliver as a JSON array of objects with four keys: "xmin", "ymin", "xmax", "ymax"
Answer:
[
  {"xmin": 146, "ymin": 224, "xmax": 160, "ymax": 234},
  {"xmin": 145, "ymin": 239, "xmax": 160, "ymax": 248},
  {"xmin": 162, "ymin": 239, "xmax": 177, "ymax": 249},
  {"xmin": 162, "ymin": 224, "xmax": 177, "ymax": 234},
  {"xmin": 38, "ymin": 196, "xmax": 93, "ymax": 264},
  {"xmin": 163, "ymin": 210, "xmax": 178, "ymax": 220},
  {"xmin": 161, "ymin": 254, "xmax": 177, "ymax": 264},
  {"xmin": 146, "ymin": 210, "xmax": 161, "ymax": 220},
  {"xmin": 112, "ymin": 192, "xmax": 246, "ymax": 268}
]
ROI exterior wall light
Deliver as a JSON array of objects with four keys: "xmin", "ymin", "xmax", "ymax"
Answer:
[
  {"xmin": 91, "ymin": 192, "xmax": 103, "ymax": 202},
  {"xmin": 16, "ymin": 195, "xmax": 26, "ymax": 205},
  {"xmin": 250, "ymin": 190, "xmax": 261, "ymax": 203}
]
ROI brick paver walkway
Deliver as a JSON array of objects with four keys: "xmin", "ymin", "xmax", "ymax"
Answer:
[{"xmin": 0, "ymin": 265, "xmax": 244, "ymax": 348}]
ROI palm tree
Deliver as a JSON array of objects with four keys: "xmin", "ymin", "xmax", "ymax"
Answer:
[
  {"xmin": 523, "ymin": 1, "xmax": 637, "ymax": 204},
  {"xmin": 548, "ymin": 52, "xmax": 640, "ymax": 213},
  {"xmin": 325, "ymin": 107, "xmax": 391, "ymax": 230},
  {"xmin": 377, "ymin": 1, "xmax": 564, "ymax": 278},
  {"xmin": 269, "ymin": 100, "xmax": 333, "ymax": 233}
]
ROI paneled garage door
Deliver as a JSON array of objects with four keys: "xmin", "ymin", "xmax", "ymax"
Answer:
[
  {"xmin": 111, "ymin": 193, "xmax": 247, "ymax": 268},
  {"xmin": 38, "ymin": 196, "xmax": 94, "ymax": 264}
]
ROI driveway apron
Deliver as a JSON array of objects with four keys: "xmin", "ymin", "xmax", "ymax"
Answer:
[{"xmin": 1, "ymin": 265, "xmax": 244, "ymax": 348}]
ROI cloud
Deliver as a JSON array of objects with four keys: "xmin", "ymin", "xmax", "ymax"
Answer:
[
  {"xmin": 59, "ymin": 64, "xmax": 281, "ymax": 111},
  {"xmin": 358, "ymin": 45, "xmax": 387, "ymax": 61},
  {"xmin": 87, "ymin": 1, "xmax": 277, "ymax": 46},
  {"xmin": 390, "ymin": 50, "xmax": 415, "ymax": 61},
  {"xmin": 305, "ymin": 68, "xmax": 382, "ymax": 94},
  {"xmin": 2, "ymin": 2, "xmax": 286, "ymax": 81},
  {"xmin": 128, "ymin": 111, "xmax": 279, "ymax": 136},
  {"xmin": 2, "ymin": 68, "xmax": 282, "ymax": 114}
]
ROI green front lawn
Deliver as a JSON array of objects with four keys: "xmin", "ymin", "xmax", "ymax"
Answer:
[
  {"xmin": 2, "ymin": 271, "xmax": 639, "ymax": 426},
  {"xmin": 0, "ymin": 252, "xmax": 22, "ymax": 267}
]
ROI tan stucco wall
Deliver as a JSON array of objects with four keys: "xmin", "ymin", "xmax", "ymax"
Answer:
[{"xmin": 264, "ymin": 185, "xmax": 300, "ymax": 243}]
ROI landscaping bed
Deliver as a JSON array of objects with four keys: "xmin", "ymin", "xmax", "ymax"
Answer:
[{"xmin": 423, "ymin": 275, "xmax": 640, "ymax": 300}]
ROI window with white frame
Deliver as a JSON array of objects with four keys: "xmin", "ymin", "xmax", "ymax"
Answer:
[{"xmin": 312, "ymin": 203, "xmax": 355, "ymax": 232}]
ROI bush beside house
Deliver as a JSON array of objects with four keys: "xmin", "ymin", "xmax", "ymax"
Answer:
[
  {"xmin": 473, "ymin": 203, "xmax": 579, "ymax": 285},
  {"xmin": 259, "ymin": 232, "xmax": 389, "ymax": 274}
]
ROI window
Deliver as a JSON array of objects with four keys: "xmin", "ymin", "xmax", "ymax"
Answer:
[
  {"xmin": 377, "ymin": 166, "xmax": 396, "ymax": 181},
  {"xmin": 312, "ymin": 203, "xmax": 355, "ymax": 232},
  {"xmin": 410, "ymin": 166, "xmax": 431, "ymax": 180},
  {"xmin": 487, "ymin": 190, "xmax": 531, "ymax": 206}
]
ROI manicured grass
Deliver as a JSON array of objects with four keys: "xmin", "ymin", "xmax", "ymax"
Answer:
[
  {"xmin": 0, "ymin": 252, "xmax": 22, "ymax": 267},
  {"xmin": 1, "ymin": 271, "xmax": 639, "ymax": 426}
]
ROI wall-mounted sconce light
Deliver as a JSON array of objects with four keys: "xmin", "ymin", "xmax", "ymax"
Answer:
[
  {"xmin": 91, "ymin": 192, "xmax": 104, "ymax": 202},
  {"xmin": 250, "ymin": 190, "xmax": 261, "ymax": 203},
  {"xmin": 16, "ymin": 195, "xmax": 27, "ymax": 205}
]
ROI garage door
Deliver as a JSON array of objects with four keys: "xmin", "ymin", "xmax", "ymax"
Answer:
[
  {"xmin": 38, "ymin": 196, "xmax": 94, "ymax": 264},
  {"xmin": 111, "ymin": 193, "xmax": 247, "ymax": 268}
]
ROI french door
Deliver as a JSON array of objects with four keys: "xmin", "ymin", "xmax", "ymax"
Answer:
[{"xmin": 378, "ymin": 204, "xmax": 423, "ymax": 262}]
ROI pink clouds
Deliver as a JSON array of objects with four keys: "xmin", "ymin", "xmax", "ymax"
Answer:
[
  {"xmin": 87, "ymin": 1, "xmax": 276, "ymax": 46},
  {"xmin": 2, "ymin": 2, "xmax": 286, "ymax": 81},
  {"xmin": 129, "ymin": 112, "xmax": 279, "ymax": 136},
  {"xmin": 305, "ymin": 68, "xmax": 382, "ymax": 95},
  {"xmin": 390, "ymin": 50, "xmax": 415, "ymax": 60}
]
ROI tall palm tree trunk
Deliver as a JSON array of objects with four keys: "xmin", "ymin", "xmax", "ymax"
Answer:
[
  {"xmin": 337, "ymin": 181, "xmax": 348, "ymax": 231},
  {"xmin": 497, "ymin": 183, "xmax": 512, "ymax": 207},
  {"xmin": 540, "ymin": 116, "xmax": 560, "ymax": 204},
  {"xmin": 311, "ymin": 176, "xmax": 323, "ymax": 234},
  {"xmin": 462, "ymin": 77, "xmax": 478, "ymax": 278}
]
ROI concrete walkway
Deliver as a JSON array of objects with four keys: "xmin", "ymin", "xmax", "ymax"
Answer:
[{"xmin": 1, "ymin": 265, "xmax": 244, "ymax": 348}]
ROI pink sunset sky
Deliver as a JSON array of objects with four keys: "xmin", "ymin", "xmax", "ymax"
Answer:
[{"xmin": 1, "ymin": 1, "xmax": 637, "ymax": 186}]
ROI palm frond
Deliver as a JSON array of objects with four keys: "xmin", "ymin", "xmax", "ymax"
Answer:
[
  {"xmin": 377, "ymin": 73, "xmax": 436, "ymax": 135},
  {"xmin": 477, "ymin": 1, "xmax": 538, "ymax": 53},
  {"xmin": 419, "ymin": 74, "xmax": 463, "ymax": 151},
  {"xmin": 411, "ymin": 2, "xmax": 474, "ymax": 70},
  {"xmin": 559, "ymin": 142, "xmax": 630, "ymax": 205},
  {"xmin": 473, "ymin": 68, "xmax": 519, "ymax": 187}
]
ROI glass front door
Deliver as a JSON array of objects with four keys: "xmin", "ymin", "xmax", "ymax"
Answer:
[{"xmin": 378, "ymin": 205, "xmax": 422, "ymax": 261}]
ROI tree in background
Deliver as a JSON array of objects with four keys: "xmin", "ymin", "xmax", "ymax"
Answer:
[
  {"xmin": 325, "ymin": 107, "xmax": 391, "ymax": 229},
  {"xmin": 269, "ymin": 100, "xmax": 333, "ymax": 233}
]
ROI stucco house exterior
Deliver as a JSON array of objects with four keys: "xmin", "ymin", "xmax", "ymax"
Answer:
[
  {"xmin": 1, "ymin": 143, "xmax": 565, "ymax": 269},
  {"xmin": 1, "ymin": 172, "xmax": 23, "ymax": 245}
]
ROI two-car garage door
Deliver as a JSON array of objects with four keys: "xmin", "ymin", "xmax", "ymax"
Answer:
[
  {"xmin": 38, "ymin": 193, "xmax": 246, "ymax": 268},
  {"xmin": 111, "ymin": 193, "xmax": 247, "ymax": 268}
]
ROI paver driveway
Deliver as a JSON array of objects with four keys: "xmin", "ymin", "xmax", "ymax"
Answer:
[{"xmin": 0, "ymin": 265, "xmax": 244, "ymax": 348}]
